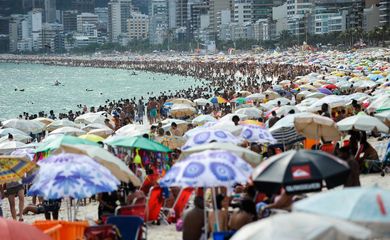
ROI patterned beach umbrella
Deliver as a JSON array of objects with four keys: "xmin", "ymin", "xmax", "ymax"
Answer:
[
  {"xmin": 160, "ymin": 150, "xmax": 253, "ymax": 188},
  {"xmin": 240, "ymin": 125, "xmax": 276, "ymax": 144},
  {"xmin": 28, "ymin": 153, "xmax": 119, "ymax": 199},
  {"xmin": 208, "ymin": 96, "xmax": 228, "ymax": 104},
  {"xmin": 182, "ymin": 129, "xmax": 239, "ymax": 150},
  {"xmin": 0, "ymin": 155, "xmax": 37, "ymax": 184}
]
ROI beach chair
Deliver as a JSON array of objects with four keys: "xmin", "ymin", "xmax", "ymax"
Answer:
[
  {"xmin": 165, "ymin": 187, "xmax": 194, "ymax": 223},
  {"xmin": 107, "ymin": 216, "xmax": 144, "ymax": 240},
  {"xmin": 213, "ymin": 231, "xmax": 236, "ymax": 240},
  {"xmin": 116, "ymin": 204, "xmax": 146, "ymax": 220},
  {"xmin": 145, "ymin": 186, "xmax": 164, "ymax": 223},
  {"xmin": 84, "ymin": 224, "xmax": 121, "ymax": 240}
]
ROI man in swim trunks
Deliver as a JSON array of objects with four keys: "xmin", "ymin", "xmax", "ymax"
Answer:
[{"xmin": 148, "ymin": 98, "xmax": 159, "ymax": 124}]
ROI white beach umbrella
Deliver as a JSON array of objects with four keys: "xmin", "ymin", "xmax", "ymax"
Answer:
[
  {"xmin": 166, "ymin": 98, "xmax": 195, "ymax": 106},
  {"xmin": 82, "ymin": 123, "xmax": 110, "ymax": 132},
  {"xmin": 0, "ymin": 141, "xmax": 28, "ymax": 154},
  {"xmin": 375, "ymin": 111, "xmax": 390, "ymax": 126},
  {"xmin": 306, "ymin": 92, "xmax": 326, "ymax": 99},
  {"xmin": 275, "ymin": 106, "xmax": 300, "ymax": 117},
  {"xmin": 219, "ymin": 113, "xmax": 248, "ymax": 122},
  {"xmin": 0, "ymin": 133, "xmax": 32, "ymax": 143},
  {"xmin": 235, "ymin": 107, "xmax": 262, "ymax": 119},
  {"xmin": 194, "ymin": 98, "xmax": 212, "ymax": 106},
  {"xmin": 115, "ymin": 124, "xmax": 149, "ymax": 137},
  {"xmin": 246, "ymin": 93, "xmax": 265, "ymax": 101},
  {"xmin": 337, "ymin": 114, "xmax": 389, "ymax": 133},
  {"xmin": 0, "ymin": 128, "xmax": 30, "ymax": 137},
  {"xmin": 88, "ymin": 128, "xmax": 114, "ymax": 138},
  {"xmin": 74, "ymin": 112, "xmax": 108, "ymax": 124},
  {"xmin": 308, "ymin": 95, "xmax": 348, "ymax": 112},
  {"xmin": 33, "ymin": 117, "xmax": 54, "ymax": 126},
  {"xmin": 46, "ymin": 119, "xmax": 79, "ymax": 132},
  {"xmin": 49, "ymin": 127, "xmax": 86, "ymax": 136},
  {"xmin": 2, "ymin": 119, "xmax": 45, "ymax": 134},
  {"xmin": 231, "ymin": 212, "xmax": 371, "ymax": 240},
  {"xmin": 192, "ymin": 115, "xmax": 217, "ymax": 125}
]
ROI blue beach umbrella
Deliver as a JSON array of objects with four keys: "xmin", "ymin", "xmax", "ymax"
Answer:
[
  {"xmin": 240, "ymin": 124, "xmax": 276, "ymax": 144},
  {"xmin": 28, "ymin": 153, "xmax": 119, "ymax": 199},
  {"xmin": 368, "ymin": 74, "xmax": 384, "ymax": 81},
  {"xmin": 160, "ymin": 150, "xmax": 253, "ymax": 188},
  {"xmin": 293, "ymin": 187, "xmax": 390, "ymax": 237},
  {"xmin": 182, "ymin": 129, "xmax": 239, "ymax": 150}
]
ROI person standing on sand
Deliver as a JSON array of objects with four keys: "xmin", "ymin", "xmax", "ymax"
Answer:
[
  {"xmin": 137, "ymin": 100, "xmax": 145, "ymax": 124},
  {"xmin": 182, "ymin": 196, "xmax": 205, "ymax": 240}
]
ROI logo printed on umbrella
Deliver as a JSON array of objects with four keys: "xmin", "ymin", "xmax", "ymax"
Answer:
[{"xmin": 291, "ymin": 165, "xmax": 311, "ymax": 180}]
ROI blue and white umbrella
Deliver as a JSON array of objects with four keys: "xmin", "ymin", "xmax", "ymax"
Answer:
[
  {"xmin": 182, "ymin": 129, "xmax": 240, "ymax": 150},
  {"xmin": 160, "ymin": 150, "xmax": 253, "ymax": 188},
  {"xmin": 293, "ymin": 187, "xmax": 390, "ymax": 238},
  {"xmin": 240, "ymin": 125, "xmax": 276, "ymax": 144},
  {"xmin": 192, "ymin": 115, "xmax": 217, "ymax": 125},
  {"xmin": 28, "ymin": 153, "xmax": 119, "ymax": 199}
]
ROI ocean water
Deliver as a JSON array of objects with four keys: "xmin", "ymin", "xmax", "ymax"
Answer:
[{"xmin": 0, "ymin": 63, "xmax": 200, "ymax": 118}]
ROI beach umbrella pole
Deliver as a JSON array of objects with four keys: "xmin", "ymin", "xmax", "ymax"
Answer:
[
  {"xmin": 212, "ymin": 187, "xmax": 220, "ymax": 232},
  {"xmin": 203, "ymin": 187, "xmax": 208, "ymax": 239}
]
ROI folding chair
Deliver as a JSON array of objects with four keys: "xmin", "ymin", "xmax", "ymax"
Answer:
[
  {"xmin": 145, "ymin": 186, "xmax": 164, "ymax": 223},
  {"xmin": 165, "ymin": 187, "xmax": 194, "ymax": 223},
  {"xmin": 107, "ymin": 216, "xmax": 144, "ymax": 240},
  {"xmin": 84, "ymin": 224, "xmax": 121, "ymax": 240}
]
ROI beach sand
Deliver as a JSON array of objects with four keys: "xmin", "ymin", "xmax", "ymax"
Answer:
[{"xmin": 0, "ymin": 173, "xmax": 388, "ymax": 240}]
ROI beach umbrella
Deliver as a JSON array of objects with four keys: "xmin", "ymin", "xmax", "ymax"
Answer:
[
  {"xmin": 46, "ymin": 119, "xmax": 79, "ymax": 132},
  {"xmin": 252, "ymin": 150, "xmax": 350, "ymax": 195},
  {"xmin": 179, "ymin": 142, "xmax": 261, "ymax": 167},
  {"xmin": 240, "ymin": 120, "xmax": 264, "ymax": 127},
  {"xmin": 33, "ymin": 117, "xmax": 54, "ymax": 126},
  {"xmin": 29, "ymin": 153, "xmax": 119, "ymax": 199},
  {"xmin": 49, "ymin": 126, "xmax": 86, "ymax": 136},
  {"xmin": 231, "ymin": 97, "xmax": 249, "ymax": 104},
  {"xmin": 105, "ymin": 136, "xmax": 171, "ymax": 152},
  {"xmin": 194, "ymin": 98, "xmax": 212, "ymax": 106},
  {"xmin": 235, "ymin": 107, "xmax": 262, "ymax": 119},
  {"xmin": 237, "ymin": 90, "xmax": 252, "ymax": 97},
  {"xmin": 323, "ymin": 84, "xmax": 337, "ymax": 90},
  {"xmin": 240, "ymin": 125, "xmax": 276, "ymax": 144},
  {"xmin": 74, "ymin": 112, "xmax": 107, "ymax": 125},
  {"xmin": 231, "ymin": 212, "xmax": 371, "ymax": 240},
  {"xmin": 246, "ymin": 93, "xmax": 265, "ymax": 101},
  {"xmin": 0, "ymin": 128, "xmax": 29, "ymax": 137},
  {"xmin": 182, "ymin": 129, "xmax": 240, "ymax": 150},
  {"xmin": 35, "ymin": 135, "xmax": 99, "ymax": 153},
  {"xmin": 296, "ymin": 90, "xmax": 312, "ymax": 100},
  {"xmin": 0, "ymin": 133, "xmax": 32, "ymax": 143},
  {"xmin": 166, "ymin": 98, "xmax": 195, "ymax": 106},
  {"xmin": 11, "ymin": 148, "xmax": 35, "ymax": 160},
  {"xmin": 263, "ymin": 90, "xmax": 280, "ymax": 100},
  {"xmin": 160, "ymin": 150, "xmax": 253, "ymax": 188},
  {"xmin": 170, "ymin": 104, "xmax": 197, "ymax": 118},
  {"xmin": 53, "ymin": 144, "xmax": 140, "ymax": 186},
  {"xmin": 299, "ymin": 84, "xmax": 317, "ymax": 91},
  {"xmin": 345, "ymin": 92, "xmax": 371, "ymax": 103},
  {"xmin": 261, "ymin": 97, "xmax": 292, "ymax": 110},
  {"xmin": 0, "ymin": 155, "xmax": 37, "ymax": 184},
  {"xmin": 306, "ymin": 92, "xmax": 326, "ymax": 99},
  {"xmin": 368, "ymin": 73, "xmax": 384, "ymax": 81},
  {"xmin": 0, "ymin": 141, "xmax": 28, "ymax": 154},
  {"xmin": 2, "ymin": 119, "xmax": 45, "ymax": 134},
  {"xmin": 209, "ymin": 121, "xmax": 243, "ymax": 136},
  {"xmin": 79, "ymin": 134, "xmax": 105, "ymax": 142},
  {"xmin": 269, "ymin": 113, "xmax": 307, "ymax": 146},
  {"xmin": 192, "ymin": 115, "xmax": 217, "ymax": 125},
  {"xmin": 219, "ymin": 113, "xmax": 248, "ymax": 122},
  {"xmin": 274, "ymin": 106, "xmax": 300, "ymax": 117},
  {"xmin": 160, "ymin": 135, "xmax": 186, "ymax": 150},
  {"xmin": 367, "ymin": 94, "xmax": 390, "ymax": 113},
  {"xmin": 0, "ymin": 217, "xmax": 52, "ymax": 240},
  {"xmin": 308, "ymin": 95, "xmax": 347, "ymax": 112},
  {"xmin": 294, "ymin": 113, "xmax": 340, "ymax": 142},
  {"xmin": 82, "ymin": 123, "xmax": 110, "ymax": 132},
  {"xmin": 88, "ymin": 128, "xmax": 114, "ymax": 138},
  {"xmin": 293, "ymin": 187, "xmax": 390, "ymax": 238},
  {"xmin": 115, "ymin": 124, "xmax": 149, "ymax": 137},
  {"xmin": 375, "ymin": 111, "xmax": 390, "ymax": 126},
  {"xmin": 337, "ymin": 114, "xmax": 389, "ymax": 133},
  {"xmin": 208, "ymin": 96, "xmax": 228, "ymax": 104},
  {"xmin": 318, "ymin": 88, "xmax": 333, "ymax": 95}
]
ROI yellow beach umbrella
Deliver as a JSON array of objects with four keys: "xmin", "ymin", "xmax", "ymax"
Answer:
[{"xmin": 79, "ymin": 134, "xmax": 105, "ymax": 142}]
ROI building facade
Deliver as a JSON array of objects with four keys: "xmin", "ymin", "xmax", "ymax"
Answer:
[
  {"xmin": 77, "ymin": 12, "xmax": 98, "ymax": 33},
  {"xmin": 127, "ymin": 12, "xmax": 149, "ymax": 40},
  {"xmin": 234, "ymin": 0, "xmax": 253, "ymax": 24},
  {"xmin": 44, "ymin": 0, "xmax": 56, "ymax": 23},
  {"xmin": 149, "ymin": 0, "xmax": 168, "ymax": 45}
]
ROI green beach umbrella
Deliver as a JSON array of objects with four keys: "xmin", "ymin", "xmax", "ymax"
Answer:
[
  {"xmin": 105, "ymin": 136, "xmax": 171, "ymax": 152},
  {"xmin": 35, "ymin": 135, "xmax": 99, "ymax": 153}
]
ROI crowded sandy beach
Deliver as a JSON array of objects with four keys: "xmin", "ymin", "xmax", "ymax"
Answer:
[{"xmin": 0, "ymin": 47, "xmax": 390, "ymax": 240}]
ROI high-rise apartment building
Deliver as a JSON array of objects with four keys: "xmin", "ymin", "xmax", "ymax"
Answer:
[
  {"xmin": 77, "ymin": 12, "xmax": 98, "ymax": 32},
  {"xmin": 176, "ymin": 0, "xmax": 188, "ymax": 28},
  {"xmin": 71, "ymin": 0, "xmax": 95, "ymax": 13},
  {"xmin": 252, "ymin": 0, "xmax": 274, "ymax": 21},
  {"xmin": 379, "ymin": 0, "xmax": 390, "ymax": 26},
  {"xmin": 234, "ymin": 0, "xmax": 253, "ymax": 24},
  {"xmin": 127, "ymin": 12, "xmax": 149, "ymax": 40},
  {"xmin": 63, "ymin": 10, "xmax": 78, "ymax": 32},
  {"xmin": 9, "ymin": 14, "xmax": 27, "ymax": 52},
  {"xmin": 149, "ymin": 0, "xmax": 168, "ymax": 44},
  {"xmin": 108, "ymin": 0, "xmax": 132, "ymax": 42},
  {"xmin": 209, "ymin": 0, "xmax": 232, "ymax": 38},
  {"xmin": 44, "ymin": 0, "xmax": 56, "ymax": 23}
]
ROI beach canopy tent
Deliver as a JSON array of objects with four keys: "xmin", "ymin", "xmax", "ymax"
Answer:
[
  {"xmin": 231, "ymin": 212, "xmax": 371, "ymax": 240},
  {"xmin": 105, "ymin": 136, "xmax": 171, "ymax": 153},
  {"xmin": 252, "ymin": 150, "xmax": 350, "ymax": 195}
]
